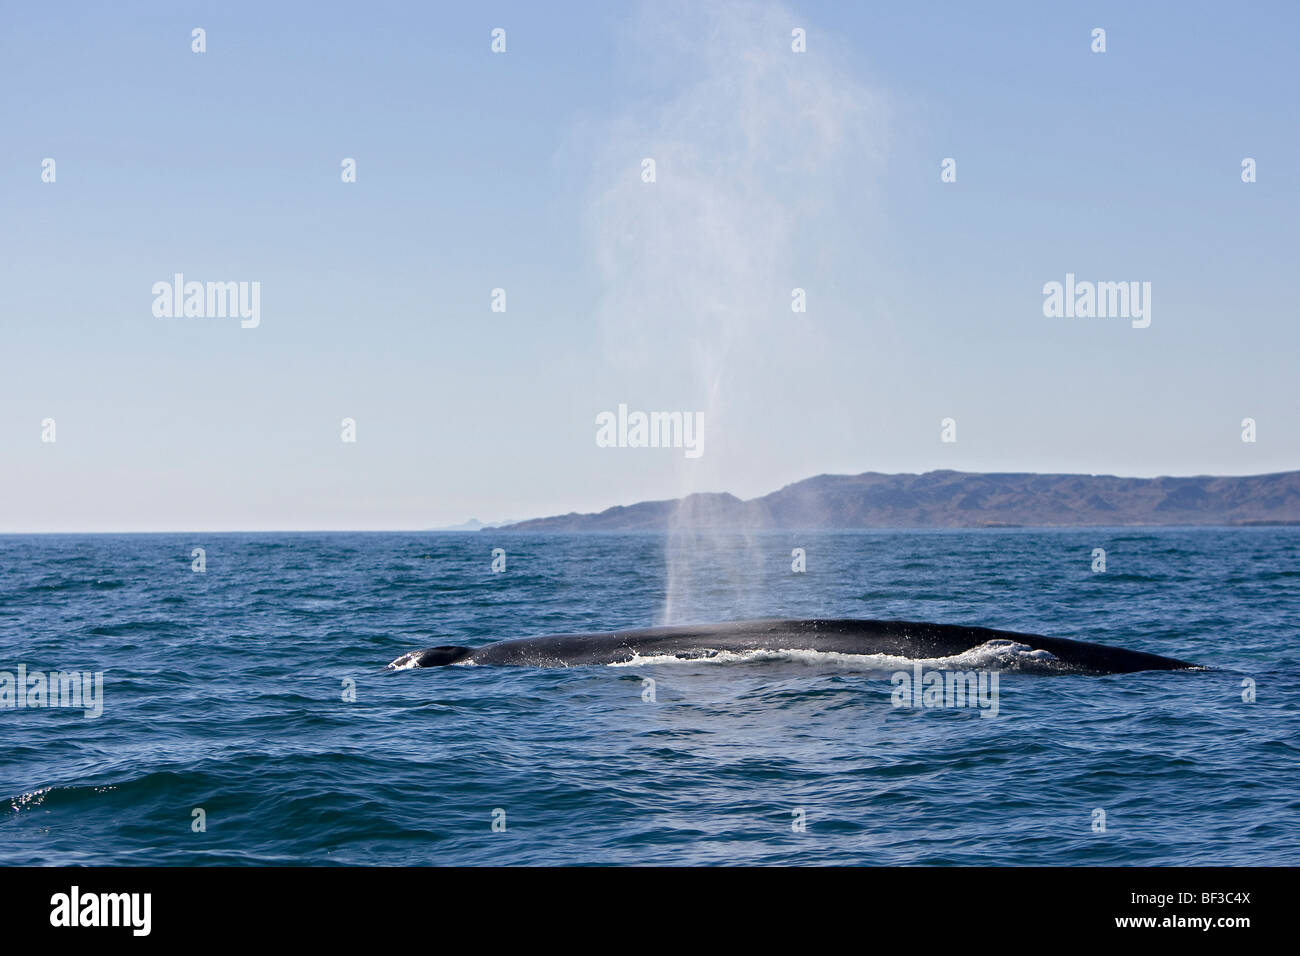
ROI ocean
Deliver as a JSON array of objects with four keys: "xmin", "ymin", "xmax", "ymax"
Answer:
[{"xmin": 2, "ymin": 529, "xmax": 1297, "ymax": 865}]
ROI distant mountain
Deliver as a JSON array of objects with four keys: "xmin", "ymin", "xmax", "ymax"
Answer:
[
  {"xmin": 496, "ymin": 470, "xmax": 1300, "ymax": 530},
  {"xmin": 430, "ymin": 518, "xmax": 517, "ymax": 532}
]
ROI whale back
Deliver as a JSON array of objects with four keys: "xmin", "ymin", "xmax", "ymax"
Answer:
[{"xmin": 389, "ymin": 618, "xmax": 1197, "ymax": 673}]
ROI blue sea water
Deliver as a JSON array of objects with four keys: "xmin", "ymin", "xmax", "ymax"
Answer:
[{"xmin": 1, "ymin": 529, "xmax": 1297, "ymax": 866}]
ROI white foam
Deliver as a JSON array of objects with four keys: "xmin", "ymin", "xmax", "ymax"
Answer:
[{"xmin": 606, "ymin": 640, "xmax": 1065, "ymax": 673}]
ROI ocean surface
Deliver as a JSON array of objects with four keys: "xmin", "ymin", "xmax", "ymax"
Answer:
[{"xmin": 2, "ymin": 529, "xmax": 1297, "ymax": 866}]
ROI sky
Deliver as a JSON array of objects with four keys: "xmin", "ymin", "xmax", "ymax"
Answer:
[{"xmin": 2, "ymin": 0, "xmax": 1297, "ymax": 532}]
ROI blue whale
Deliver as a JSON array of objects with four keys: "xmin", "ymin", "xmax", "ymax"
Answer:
[{"xmin": 388, "ymin": 618, "xmax": 1197, "ymax": 674}]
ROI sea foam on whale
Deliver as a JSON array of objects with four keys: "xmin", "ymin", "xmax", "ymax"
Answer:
[{"xmin": 605, "ymin": 639, "xmax": 1062, "ymax": 673}]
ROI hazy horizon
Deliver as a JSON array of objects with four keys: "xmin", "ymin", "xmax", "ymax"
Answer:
[{"xmin": 1, "ymin": 465, "xmax": 1295, "ymax": 534}]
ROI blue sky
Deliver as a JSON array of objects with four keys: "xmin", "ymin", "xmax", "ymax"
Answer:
[{"xmin": 2, "ymin": 1, "xmax": 1296, "ymax": 531}]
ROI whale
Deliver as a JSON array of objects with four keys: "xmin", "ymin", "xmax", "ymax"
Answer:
[{"xmin": 388, "ymin": 618, "xmax": 1197, "ymax": 674}]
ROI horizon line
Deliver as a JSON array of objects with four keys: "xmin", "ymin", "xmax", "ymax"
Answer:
[
  {"xmin": 4, "ymin": 524, "xmax": 1299, "ymax": 537},
  {"xmin": 5, "ymin": 466, "xmax": 1299, "ymax": 535}
]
